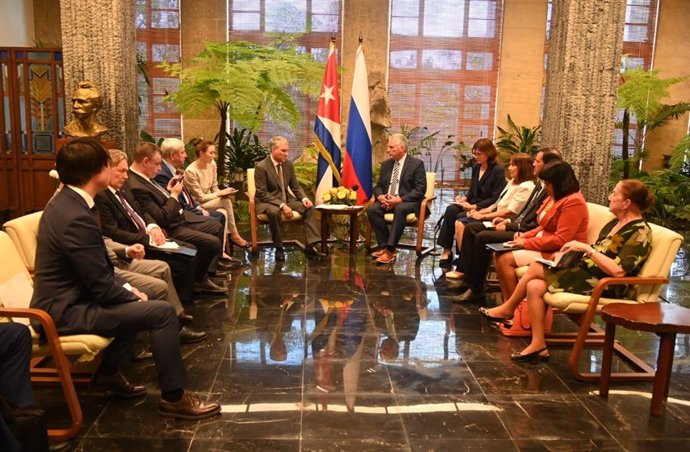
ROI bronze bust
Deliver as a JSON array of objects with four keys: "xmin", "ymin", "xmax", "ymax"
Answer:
[{"xmin": 62, "ymin": 81, "xmax": 109, "ymax": 138}]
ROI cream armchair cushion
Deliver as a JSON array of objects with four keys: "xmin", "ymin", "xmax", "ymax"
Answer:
[{"xmin": 3, "ymin": 210, "xmax": 42, "ymax": 271}]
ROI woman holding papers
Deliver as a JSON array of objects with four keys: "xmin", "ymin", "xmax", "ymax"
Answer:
[
  {"xmin": 456, "ymin": 161, "xmax": 588, "ymax": 303},
  {"xmin": 184, "ymin": 139, "xmax": 249, "ymax": 249},
  {"xmin": 480, "ymin": 179, "xmax": 654, "ymax": 362},
  {"xmin": 445, "ymin": 153, "xmax": 535, "ymax": 279},
  {"xmin": 438, "ymin": 139, "xmax": 506, "ymax": 266}
]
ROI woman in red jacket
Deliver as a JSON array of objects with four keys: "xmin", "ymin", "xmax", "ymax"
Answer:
[{"xmin": 456, "ymin": 161, "xmax": 588, "ymax": 302}]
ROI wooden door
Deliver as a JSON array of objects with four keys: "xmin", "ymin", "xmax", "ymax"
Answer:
[{"xmin": 0, "ymin": 48, "xmax": 65, "ymax": 218}]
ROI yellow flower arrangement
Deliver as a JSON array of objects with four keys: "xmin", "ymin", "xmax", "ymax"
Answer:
[{"xmin": 322, "ymin": 186, "xmax": 358, "ymax": 206}]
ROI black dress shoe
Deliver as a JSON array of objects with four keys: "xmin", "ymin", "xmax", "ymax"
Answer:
[
  {"xmin": 275, "ymin": 247, "xmax": 286, "ymax": 262},
  {"xmin": 179, "ymin": 326, "xmax": 208, "ymax": 344},
  {"xmin": 178, "ymin": 312, "xmax": 194, "ymax": 326},
  {"xmin": 510, "ymin": 347, "xmax": 550, "ymax": 363},
  {"xmin": 158, "ymin": 392, "xmax": 221, "ymax": 420},
  {"xmin": 193, "ymin": 279, "xmax": 226, "ymax": 295},
  {"xmin": 218, "ymin": 257, "xmax": 243, "ymax": 269},
  {"xmin": 439, "ymin": 252, "xmax": 454, "ymax": 267},
  {"xmin": 97, "ymin": 371, "xmax": 147, "ymax": 398},
  {"xmin": 304, "ymin": 245, "xmax": 326, "ymax": 259},
  {"xmin": 132, "ymin": 347, "xmax": 153, "ymax": 362}
]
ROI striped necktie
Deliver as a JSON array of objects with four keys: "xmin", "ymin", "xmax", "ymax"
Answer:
[{"xmin": 388, "ymin": 161, "xmax": 401, "ymax": 196}]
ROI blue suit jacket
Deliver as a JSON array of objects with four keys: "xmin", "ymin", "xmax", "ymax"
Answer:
[{"xmin": 466, "ymin": 162, "xmax": 506, "ymax": 209}]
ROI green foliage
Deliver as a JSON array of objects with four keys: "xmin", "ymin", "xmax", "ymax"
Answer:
[
  {"xmin": 160, "ymin": 40, "xmax": 324, "ymax": 130},
  {"xmin": 293, "ymin": 160, "xmax": 318, "ymax": 200},
  {"xmin": 668, "ymin": 133, "xmax": 690, "ymax": 171},
  {"xmin": 139, "ymin": 130, "xmax": 164, "ymax": 148},
  {"xmin": 495, "ymin": 115, "xmax": 541, "ymax": 160},
  {"xmin": 638, "ymin": 169, "xmax": 690, "ymax": 229},
  {"xmin": 399, "ymin": 125, "xmax": 439, "ymax": 158},
  {"xmin": 224, "ymin": 128, "xmax": 268, "ymax": 173},
  {"xmin": 616, "ymin": 68, "xmax": 690, "ymax": 179}
]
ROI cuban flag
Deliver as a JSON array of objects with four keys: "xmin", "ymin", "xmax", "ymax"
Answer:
[
  {"xmin": 341, "ymin": 44, "xmax": 372, "ymax": 205},
  {"xmin": 314, "ymin": 41, "xmax": 342, "ymax": 205}
]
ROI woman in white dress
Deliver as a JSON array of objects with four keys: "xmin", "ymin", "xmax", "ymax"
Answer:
[{"xmin": 184, "ymin": 139, "xmax": 249, "ymax": 249}]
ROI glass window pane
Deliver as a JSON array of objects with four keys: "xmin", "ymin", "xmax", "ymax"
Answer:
[
  {"xmin": 464, "ymin": 85, "xmax": 490, "ymax": 101},
  {"xmin": 152, "ymin": 44, "xmax": 180, "ymax": 62},
  {"xmin": 233, "ymin": 12, "xmax": 261, "ymax": 30},
  {"xmin": 265, "ymin": 0, "xmax": 307, "ymax": 33},
  {"xmin": 389, "ymin": 84, "xmax": 418, "ymax": 123},
  {"xmin": 135, "ymin": 11, "xmax": 147, "ymax": 29},
  {"xmin": 423, "ymin": 0, "xmax": 464, "ymax": 37},
  {"xmin": 462, "ymin": 125, "xmax": 489, "ymax": 142},
  {"xmin": 151, "ymin": 11, "xmax": 179, "ymax": 28},
  {"xmin": 390, "ymin": 50, "xmax": 417, "ymax": 69},
  {"xmin": 312, "ymin": 14, "xmax": 338, "ymax": 32},
  {"xmin": 626, "ymin": 5, "xmax": 649, "ymax": 23},
  {"xmin": 152, "ymin": 77, "xmax": 179, "ymax": 96},
  {"xmin": 466, "ymin": 51, "xmax": 492, "ymax": 70},
  {"xmin": 468, "ymin": 19, "xmax": 494, "ymax": 38},
  {"xmin": 469, "ymin": 0, "xmax": 495, "ymax": 19},
  {"xmin": 391, "ymin": 16, "xmax": 419, "ymax": 36},
  {"xmin": 153, "ymin": 96, "xmax": 177, "ymax": 113},
  {"xmin": 463, "ymin": 102, "xmax": 489, "ymax": 120},
  {"xmin": 311, "ymin": 48, "xmax": 329, "ymax": 63},
  {"xmin": 393, "ymin": 0, "xmax": 419, "ymax": 16},
  {"xmin": 154, "ymin": 118, "xmax": 181, "ymax": 136},
  {"xmin": 421, "ymin": 50, "xmax": 461, "ymax": 70},
  {"xmin": 152, "ymin": 0, "xmax": 178, "ymax": 8},
  {"xmin": 233, "ymin": 0, "xmax": 259, "ymax": 11},
  {"xmin": 624, "ymin": 24, "xmax": 648, "ymax": 42},
  {"xmin": 312, "ymin": 0, "xmax": 339, "ymax": 14},
  {"xmin": 628, "ymin": 0, "xmax": 651, "ymax": 6}
]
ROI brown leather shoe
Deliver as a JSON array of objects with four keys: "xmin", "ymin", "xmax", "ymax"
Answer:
[
  {"xmin": 158, "ymin": 392, "xmax": 221, "ymax": 420},
  {"xmin": 97, "ymin": 371, "xmax": 147, "ymax": 398}
]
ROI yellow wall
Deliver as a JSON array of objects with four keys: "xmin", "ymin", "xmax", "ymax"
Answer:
[
  {"xmin": 494, "ymin": 0, "xmax": 548, "ymax": 137},
  {"xmin": 644, "ymin": 0, "xmax": 690, "ymax": 169}
]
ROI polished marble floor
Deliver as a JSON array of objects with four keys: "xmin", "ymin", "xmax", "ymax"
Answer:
[{"xmin": 38, "ymin": 190, "xmax": 690, "ymax": 451}]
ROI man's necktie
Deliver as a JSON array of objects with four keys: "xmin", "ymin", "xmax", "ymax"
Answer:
[
  {"xmin": 388, "ymin": 161, "xmax": 401, "ymax": 196},
  {"xmin": 116, "ymin": 190, "xmax": 147, "ymax": 233},
  {"xmin": 176, "ymin": 171, "xmax": 196, "ymax": 208},
  {"xmin": 277, "ymin": 164, "xmax": 287, "ymax": 202}
]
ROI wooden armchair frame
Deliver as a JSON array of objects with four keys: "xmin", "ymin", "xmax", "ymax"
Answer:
[{"xmin": 365, "ymin": 172, "xmax": 437, "ymax": 258}]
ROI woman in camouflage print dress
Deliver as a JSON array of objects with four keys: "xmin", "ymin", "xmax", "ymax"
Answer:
[{"xmin": 480, "ymin": 179, "xmax": 655, "ymax": 363}]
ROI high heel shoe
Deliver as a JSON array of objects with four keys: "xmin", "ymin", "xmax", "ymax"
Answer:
[
  {"xmin": 478, "ymin": 307, "xmax": 513, "ymax": 325},
  {"xmin": 510, "ymin": 347, "xmax": 550, "ymax": 363},
  {"xmin": 439, "ymin": 252, "xmax": 454, "ymax": 267},
  {"xmin": 445, "ymin": 270, "xmax": 464, "ymax": 279},
  {"xmin": 230, "ymin": 237, "xmax": 251, "ymax": 249}
]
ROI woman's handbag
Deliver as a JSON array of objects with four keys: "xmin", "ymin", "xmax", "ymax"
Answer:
[{"xmin": 499, "ymin": 299, "xmax": 554, "ymax": 337}]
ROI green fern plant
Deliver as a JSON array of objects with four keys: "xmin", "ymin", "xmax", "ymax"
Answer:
[{"xmin": 160, "ymin": 40, "xmax": 325, "ymax": 181}]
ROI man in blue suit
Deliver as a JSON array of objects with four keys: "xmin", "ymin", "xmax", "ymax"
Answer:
[
  {"xmin": 367, "ymin": 134, "xmax": 427, "ymax": 264},
  {"xmin": 30, "ymin": 138, "xmax": 220, "ymax": 420}
]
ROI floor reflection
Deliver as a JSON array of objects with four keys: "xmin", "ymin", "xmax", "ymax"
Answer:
[{"xmin": 39, "ymin": 190, "xmax": 690, "ymax": 451}]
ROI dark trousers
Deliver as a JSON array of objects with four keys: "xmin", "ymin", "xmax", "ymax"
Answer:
[
  {"xmin": 170, "ymin": 221, "xmax": 222, "ymax": 281},
  {"xmin": 459, "ymin": 221, "xmax": 514, "ymax": 292},
  {"xmin": 437, "ymin": 204, "xmax": 469, "ymax": 249},
  {"xmin": 147, "ymin": 244, "xmax": 197, "ymax": 304},
  {"xmin": 259, "ymin": 201, "xmax": 320, "ymax": 248},
  {"xmin": 88, "ymin": 300, "xmax": 188, "ymax": 391},
  {"xmin": 367, "ymin": 201, "xmax": 419, "ymax": 251},
  {"xmin": 0, "ymin": 323, "xmax": 35, "ymax": 408}
]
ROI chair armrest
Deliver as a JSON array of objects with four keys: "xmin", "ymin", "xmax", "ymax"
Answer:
[
  {"xmin": 0, "ymin": 306, "xmax": 60, "ymax": 339},
  {"xmin": 588, "ymin": 276, "xmax": 669, "ymax": 303}
]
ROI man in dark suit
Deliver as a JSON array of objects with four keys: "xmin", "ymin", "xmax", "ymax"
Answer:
[
  {"xmin": 155, "ymin": 138, "xmax": 226, "ymax": 228},
  {"xmin": 368, "ymin": 133, "xmax": 427, "ymax": 264},
  {"xmin": 452, "ymin": 148, "xmax": 562, "ymax": 302},
  {"xmin": 254, "ymin": 136, "xmax": 323, "ymax": 262},
  {"xmin": 95, "ymin": 149, "xmax": 225, "ymax": 298},
  {"xmin": 125, "ymin": 142, "xmax": 235, "ymax": 286},
  {"xmin": 29, "ymin": 138, "xmax": 220, "ymax": 419}
]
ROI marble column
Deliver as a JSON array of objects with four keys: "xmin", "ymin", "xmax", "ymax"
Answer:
[
  {"xmin": 542, "ymin": 0, "xmax": 626, "ymax": 203},
  {"xmin": 342, "ymin": 0, "xmax": 391, "ymax": 165},
  {"xmin": 59, "ymin": 0, "xmax": 138, "ymax": 153},
  {"xmin": 179, "ymin": 0, "xmax": 226, "ymax": 142}
]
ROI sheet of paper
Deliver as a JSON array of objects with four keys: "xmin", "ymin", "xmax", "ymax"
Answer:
[{"xmin": 0, "ymin": 272, "xmax": 34, "ymax": 325}]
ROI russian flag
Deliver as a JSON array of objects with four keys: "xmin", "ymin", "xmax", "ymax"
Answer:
[
  {"xmin": 314, "ymin": 41, "xmax": 342, "ymax": 205},
  {"xmin": 341, "ymin": 44, "xmax": 372, "ymax": 205}
]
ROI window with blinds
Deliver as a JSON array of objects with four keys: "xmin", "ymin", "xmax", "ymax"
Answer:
[
  {"xmin": 228, "ymin": 0, "xmax": 341, "ymax": 157},
  {"xmin": 135, "ymin": 0, "xmax": 182, "ymax": 139},
  {"xmin": 388, "ymin": 0, "xmax": 503, "ymax": 185}
]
